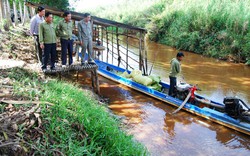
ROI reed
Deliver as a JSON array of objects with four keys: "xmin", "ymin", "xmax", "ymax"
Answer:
[{"xmin": 90, "ymin": 0, "xmax": 250, "ymax": 63}]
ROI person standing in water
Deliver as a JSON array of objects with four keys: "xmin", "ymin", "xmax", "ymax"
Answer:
[{"xmin": 168, "ymin": 52, "xmax": 184, "ymax": 96}]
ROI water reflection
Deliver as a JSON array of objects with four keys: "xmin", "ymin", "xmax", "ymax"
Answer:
[
  {"xmin": 70, "ymin": 37, "xmax": 250, "ymax": 155},
  {"xmin": 99, "ymin": 78, "xmax": 250, "ymax": 156},
  {"xmin": 68, "ymin": 69, "xmax": 250, "ymax": 155},
  {"xmin": 148, "ymin": 45, "xmax": 250, "ymax": 104},
  {"xmin": 101, "ymin": 37, "xmax": 250, "ymax": 104}
]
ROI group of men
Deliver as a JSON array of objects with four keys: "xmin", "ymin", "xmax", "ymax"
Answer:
[
  {"xmin": 30, "ymin": 6, "xmax": 94, "ymax": 71},
  {"xmin": 30, "ymin": 6, "xmax": 184, "ymax": 97}
]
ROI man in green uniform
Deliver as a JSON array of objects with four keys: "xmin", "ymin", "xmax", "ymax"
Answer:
[
  {"xmin": 39, "ymin": 12, "xmax": 57, "ymax": 71},
  {"xmin": 56, "ymin": 11, "xmax": 73, "ymax": 67},
  {"xmin": 168, "ymin": 52, "xmax": 184, "ymax": 96}
]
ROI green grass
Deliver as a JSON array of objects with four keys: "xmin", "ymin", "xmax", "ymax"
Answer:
[
  {"xmin": 5, "ymin": 68, "xmax": 147, "ymax": 155},
  {"xmin": 88, "ymin": 0, "xmax": 250, "ymax": 62}
]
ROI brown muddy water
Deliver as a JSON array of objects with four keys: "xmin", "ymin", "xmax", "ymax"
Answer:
[{"xmin": 75, "ymin": 39, "xmax": 250, "ymax": 155}]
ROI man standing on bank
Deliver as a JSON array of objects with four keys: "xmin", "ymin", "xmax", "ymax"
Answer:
[
  {"xmin": 56, "ymin": 11, "xmax": 73, "ymax": 68},
  {"xmin": 168, "ymin": 52, "xmax": 184, "ymax": 97},
  {"xmin": 39, "ymin": 12, "xmax": 57, "ymax": 71},
  {"xmin": 30, "ymin": 6, "xmax": 45, "ymax": 63},
  {"xmin": 78, "ymin": 13, "xmax": 95, "ymax": 64}
]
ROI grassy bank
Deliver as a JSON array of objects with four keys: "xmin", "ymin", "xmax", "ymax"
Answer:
[
  {"xmin": 89, "ymin": 0, "xmax": 250, "ymax": 64},
  {"xmin": 0, "ymin": 68, "xmax": 147, "ymax": 155}
]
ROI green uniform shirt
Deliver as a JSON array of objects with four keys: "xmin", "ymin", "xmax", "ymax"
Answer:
[
  {"xmin": 56, "ymin": 20, "xmax": 73, "ymax": 40},
  {"xmin": 169, "ymin": 58, "xmax": 181, "ymax": 77},
  {"xmin": 39, "ymin": 22, "xmax": 57, "ymax": 44}
]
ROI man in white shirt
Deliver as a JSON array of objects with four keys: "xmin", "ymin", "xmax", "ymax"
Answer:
[{"xmin": 30, "ymin": 6, "xmax": 45, "ymax": 63}]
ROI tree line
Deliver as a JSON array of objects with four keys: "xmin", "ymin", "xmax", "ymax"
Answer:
[{"xmin": 0, "ymin": 0, "xmax": 71, "ymax": 30}]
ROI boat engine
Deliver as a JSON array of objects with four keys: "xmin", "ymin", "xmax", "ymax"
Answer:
[
  {"xmin": 175, "ymin": 83, "xmax": 192, "ymax": 101},
  {"xmin": 223, "ymin": 97, "xmax": 250, "ymax": 118}
]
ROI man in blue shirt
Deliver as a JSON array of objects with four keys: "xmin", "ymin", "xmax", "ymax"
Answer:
[{"xmin": 30, "ymin": 6, "xmax": 45, "ymax": 63}]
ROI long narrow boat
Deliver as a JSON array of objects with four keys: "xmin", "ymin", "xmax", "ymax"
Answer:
[{"xmin": 95, "ymin": 60, "xmax": 250, "ymax": 135}]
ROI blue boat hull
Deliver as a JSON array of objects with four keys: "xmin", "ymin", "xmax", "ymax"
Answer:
[{"xmin": 95, "ymin": 60, "xmax": 250, "ymax": 135}]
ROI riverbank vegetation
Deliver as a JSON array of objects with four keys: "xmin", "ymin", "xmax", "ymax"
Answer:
[
  {"xmin": 0, "ymin": 25, "xmax": 147, "ymax": 155},
  {"xmin": 0, "ymin": 67, "xmax": 147, "ymax": 155},
  {"xmin": 89, "ymin": 0, "xmax": 250, "ymax": 65}
]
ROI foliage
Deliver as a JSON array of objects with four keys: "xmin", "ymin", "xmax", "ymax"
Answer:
[
  {"xmin": 8, "ymin": 0, "xmax": 70, "ymax": 10},
  {"xmin": 4, "ymin": 67, "xmax": 147, "ymax": 155},
  {"xmin": 89, "ymin": 0, "xmax": 250, "ymax": 62}
]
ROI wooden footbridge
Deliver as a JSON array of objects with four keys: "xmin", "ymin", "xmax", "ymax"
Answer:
[{"xmin": 26, "ymin": 1, "xmax": 148, "ymax": 95}]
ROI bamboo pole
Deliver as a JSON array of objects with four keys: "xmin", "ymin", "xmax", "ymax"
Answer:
[
  {"xmin": 91, "ymin": 19, "xmax": 94, "ymax": 58},
  {"xmin": 140, "ymin": 32, "xmax": 146, "ymax": 75},
  {"xmin": 126, "ymin": 29, "xmax": 129, "ymax": 70},
  {"xmin": 97, "ymin": 26, "xmax": 100, "ymax": 41},
  {"xmin": 101, "ymin": 26, "xmax": 104, "ymax": 61},
  {"xmin": 139, "ymin": 31, "xmax": 142, "ymax": 71},
  {"xmin": 22, "ymin": 2, "xmax": 30, "ymax": 25},
  {"xmin": 6, "ymin": 0, "xmax": 12, "ymax": 26},
  {"xmin": 3, "ymin": 0, "xmax": 7, "ymax": 19},
  {"xmin": 18, "ymin": 1, "xmax": 23, "ymax": 23},
  {"xmin": 0, "ymin": 0, "xmax": 4, "ymax": 21},
  {"xmin": 111, "ymin": 27, "xmax": 114, "ymax": 64},
  {"xmin": 29, "ymin": 6, "xmax": 34, "ymax": 17},
  {"xmin": 13, "ymin": 1, "xmax": 18, "ymax": 26},
  {"xmin": 116, "ymin": 27, "xmax": 121, "ymax": 67},
  {"xmin": 144, "ymin": 34, "xmax": 148, "ymax": 75},
  {"xmin": 106, "ymin": 27, "xmax": 109, "ymax": 63}
]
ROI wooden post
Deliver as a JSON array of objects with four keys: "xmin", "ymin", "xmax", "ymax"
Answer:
[
  {"xmin": 97, "ymin": 26, "xmax": 100, "ymax": 41},
  {"xmin": 94, "ymin": 69, "xmax": 100, "ymax": 94},
  {"xmin": 91, "ymin": 70, "xmax": 95, "ymax": 91},
  {"xmin": 140, "ymin": 32, "xmax": 146, "ymax": 75},
  {"xmin": 106, "ymin": 27, "xmax": 109, "ymax": 63},
  {"xmin": 18, "ymin": 1, "xmax": 23, "ymax": 23},
  {"xmin": 0, "ymin": 0, "xmax": 4, "ymax": 22},
  {"xmin": 6, "ymin": 0, "xmax": 10, "ymax": 14},
  {"xmin": 111, "ymin": 27, "xmax": 114, "ymax": 64},
  {"xmin": 3, "ymin": 0, "xmax": 7, "ymax": 19},
  {"xmin": 29, "ymin": 6, "xmax": 34, "ymax": 17},
  {"xmin": 94, "ymin": 26, "xmax": 97, "ymax": 41},
  {"xmin": 116, "ymin": 27, "xmax": 121, "ymax": 67},
  {"xmin": 5, "ymin": 0, "xmax": 12, "ymax": 27},
  {"xmin": 139, "ymin": 31, "xmax": 142, "ymax": 71},
  {"xmin": 76, "ymin": 71, "xmax": 79, "ymax": 81},
  {"xmin": 101, "ymin": 26, "xmax": 104, "ymax": 61},
  {"xmin": 90, "ymin": 19, "xmax": 94, "ymax": 58},
  {"xmin": 13, "ymin": 1, "xmax": 18, "ymax": 26},
  {"xmin": 144, "ymin": 33, "xmax": 148, "ymax": 75},
  {"xmin": 22, "ymin": 2, "xmax": 30, "ymax": 25},
  {"xmin": 126, "ymin": 29, "xmax": 129, "ymax": 70}
]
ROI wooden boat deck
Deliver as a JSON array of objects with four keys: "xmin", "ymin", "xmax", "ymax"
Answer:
[{"xmin": 43, "ymin": 63, "xmax": 100, "ymax": 94}]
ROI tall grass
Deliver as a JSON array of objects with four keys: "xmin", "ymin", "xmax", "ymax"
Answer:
[
  {"xmin": 89, "ymin": 0, "xmax": 250, "ymax": 63},
  {"xmin": 87, "ymin": 0, "xmax": 165, "ymax": 28},
  {"xmin": 7, "ymin": 68, "xmax": 147, "ymax": 155}
]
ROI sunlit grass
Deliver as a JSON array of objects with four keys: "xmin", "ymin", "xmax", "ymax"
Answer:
[{"xmin": 6, "ymin": 68, "xmax": 148, "ymax": 155}]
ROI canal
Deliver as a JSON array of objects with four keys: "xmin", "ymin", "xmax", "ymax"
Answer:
[{"xmin": 78, "ymin": 39, "xmax": 250, "ymax": 155}]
